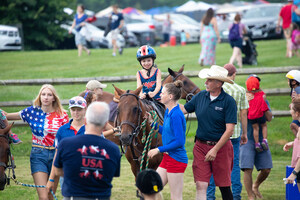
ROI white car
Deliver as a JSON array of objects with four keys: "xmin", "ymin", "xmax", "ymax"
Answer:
[
  {"xmin": 0, "ymin": 25, "xmax": 22, "ymax": 51},
  {"xmin": 61, "ymin": 23, "xmax": 125, "ymax": 49}
]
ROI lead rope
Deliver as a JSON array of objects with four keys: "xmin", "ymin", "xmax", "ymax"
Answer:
[
  {"xmin": 11, "ymin": 177, "xmax": 58, "ymax": 200},
  {"xmin": 139, "ymin": 110, "xmax": 159, "ymax": 171}
]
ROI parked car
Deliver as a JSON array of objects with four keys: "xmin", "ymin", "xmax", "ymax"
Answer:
[
  {"xmin": 61, "ymin": 22, "xmax": 125, "ymax": 49},
  {"xmin": 0, "ymin": 25, "xmax": 22, "ymax": 51},
  {"xmin": 242, "ymin": 3, "xmax": 284, "ymax": 39},
  {"xmin": 154, "ymin": 13, "xmax": 201, "ymax": 44},
  {"xmin": 124, "ymin": 14, "xmax": 157, "ymax": 46}
]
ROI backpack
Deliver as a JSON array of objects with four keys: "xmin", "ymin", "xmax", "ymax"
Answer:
[
  {"xmin": 228, "ymin": 23, "xmax": 241, "ymax": 41},
  {"xmin": 292, "ymin": 0, "xmax": 300, "ymax": 24}
]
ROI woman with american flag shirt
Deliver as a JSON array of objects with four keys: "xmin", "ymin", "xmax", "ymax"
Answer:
[{"xmin": 5, "ymin": 84, "xmax": 69, "ymax": 200}]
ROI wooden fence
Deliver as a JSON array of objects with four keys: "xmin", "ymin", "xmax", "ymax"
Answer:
[{"xmin": 0, "ymin": 66, "xmax": 299, "ymax": 86}]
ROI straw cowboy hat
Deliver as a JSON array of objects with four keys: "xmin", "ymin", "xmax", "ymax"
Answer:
[{"xmin": 198, "ymin": 65, "xmax": 234, "ymax": 84}]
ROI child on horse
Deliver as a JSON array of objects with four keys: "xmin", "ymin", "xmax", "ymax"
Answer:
[{"xmin": 136, "ymin": 45, "xmax": 164, "ymax": 119}]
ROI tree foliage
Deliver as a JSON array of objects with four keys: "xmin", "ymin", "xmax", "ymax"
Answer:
[{"xmin": 0, "ymin": 0, "xmax": 75, "ymax": 50}]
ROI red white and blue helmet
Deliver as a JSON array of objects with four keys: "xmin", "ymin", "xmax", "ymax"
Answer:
[{"xmin": 136, "ymin": 45, "xmax": 156, "ymax": 61}]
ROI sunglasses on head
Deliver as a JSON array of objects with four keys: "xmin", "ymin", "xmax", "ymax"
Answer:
[
  {"xmin": 69, "ymin": 99, "xmax": 83, "ymax": 105},
  {"xmin": 83, "ymin": 91, "xmax": 89, "ymax": 100}
]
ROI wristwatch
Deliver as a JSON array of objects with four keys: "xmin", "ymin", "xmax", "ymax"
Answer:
[{"xmin": 292, "ymin": 170, "xmax": 299, "ymax": 175}]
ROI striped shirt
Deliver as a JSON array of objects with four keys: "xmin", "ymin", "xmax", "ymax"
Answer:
[{"xmin": 223, "ymin": 82, "xmax": 249, "ymax": 139}]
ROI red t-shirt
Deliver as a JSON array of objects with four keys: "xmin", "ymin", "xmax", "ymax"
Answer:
[
  {"xmin": 248, "ymin": 91, "xmax": 269, "ymax": 120},
  {"xmin": 280, "ymin": 4, "xmax": 293, "ymax": 29}
]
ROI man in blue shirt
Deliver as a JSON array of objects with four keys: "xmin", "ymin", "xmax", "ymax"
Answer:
[
  {"xmin": 47, "ymin": 102, "xmax": 121, "ymax": 200},
  {"xmin": 180, "ymin": 65, "xmax": 237, "ymax": 200},
  {"xmin": 110, "ymin": 4, "xmax": 124, "ymax": 57}
]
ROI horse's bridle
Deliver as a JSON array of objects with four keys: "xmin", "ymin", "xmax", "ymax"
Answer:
[
  {"xmin": 171, "ymin": 73, "xmax": 200, "ymax": 102},
  {"xmin": 117, "ymin": 92, "xmax": 142, "ymax": 140},
  {"xmin": 0, "ymin": 134, "xmax": 16, "ymax": 188}
]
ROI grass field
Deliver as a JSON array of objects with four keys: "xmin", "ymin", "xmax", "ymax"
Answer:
[{"xmin": 0, "ymin": 39, "xmax": 299, "ymax": 199}]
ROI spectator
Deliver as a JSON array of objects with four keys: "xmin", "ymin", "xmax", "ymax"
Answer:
[
  {"xmin": 162, "ymin": 14, "xmax": 172, "ymax": 46},
  {"xmin": 136, "ymin": 169, "xmax": 163, "ymax": 200},
  {"xmin": 246, "ymin": 77, "xmax": 269, "ymax": 152},
  {"xmin": 228, "ymin": 14, "xmax": 247, "ymax": 68},
  {"xmin": 86, "ymin": 80, "xmax": 118, "ymax": 123},
  {"xmin": 284, "ymin": 98, "xmax": 300, "ymax": 190},
  {"xmin": 290, "ymin": 22, "xmax": 300, "ymax": 57},
  {"xmin": 277, "ymin": 0, "xmax": 293, "ymax": 58},
  {"xmin": 180, "ymin": 65, "xmax": 237, "ymax": 200},
  {"xmin": 79, "ymin": 90, "xmax": 96, "ymax": 107},
  {"xmin": 286, "ymin": 70, "xmax": 300, "ymax": 137},
  {"xmin": 110, "ymin": 4, "xmax": 124, "ymax": 57},
  {"xmin": 47, "ymin": 102, "xmax": 121, "ymax": 200},
  {"xmin": 5, "ymin": 84, "xmax": 69, "ymax": 200},
  {"xmin": 69, "ymin": 4, "xmax": 91, "ymax": 57},
  {"xmin": 199, "ymin": 8, "xmax": 221, "ymax": 66},
  {"xmin": 286, "ymin": 70, "xmax": 300, "ymax": 99},
  {"xmin": 240, "ymin": 74, "xmax": 273, "ymax": 200},
  {"xmin": 207, "ymin": 64, "xmax": 249, "ymax": 200},
  {"xmin": 148, "ymin": 80, "xmax": 188, "ymax": 200},
  {"xmin": 180, "ymin": 30, "xmax": 186, "ymax": 46}
]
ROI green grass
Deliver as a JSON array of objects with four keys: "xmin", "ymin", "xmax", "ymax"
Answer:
[{"xmin": 0, "ymin": 39, "xmax": 299, "ymax": 199}]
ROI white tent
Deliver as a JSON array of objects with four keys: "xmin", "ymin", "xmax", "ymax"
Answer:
[
  {"xmin": 176, "ymin": 1, "xmax": 215, "ymax": 12},
  {"xmin": 95, "ymin": 6, "xmax": 122, "ymax": 17}
]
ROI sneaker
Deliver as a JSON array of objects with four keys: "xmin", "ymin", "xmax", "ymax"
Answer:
[
  {"xmin": 261, "ymin": 139, "xmax": 269, "ymax": 150},
  {"xmin": 118, "ymin": 47, "xmax": 123, "ymax": 55},
  {"xmin": 255, "ymin": 142, "xmax": 263, "ymax": 152},
  {"xmin": 112, "ymin": 52, "xmax": 116, "ymax": 57},
  {"xmin": 10, "ymin": 133, "xmax": 22, "ymax": 145}
]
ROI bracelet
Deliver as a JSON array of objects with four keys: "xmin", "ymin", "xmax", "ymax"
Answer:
[
  {"xmin": 292, "ymin": 170, "xmax": 298, "ymax": 176},
  {"xmin": 49, "ymin": 178, "xmax": 55, "ymax": 182},
  {"xmin": 113, "ymin": 128, "xmax": 116, "ymax": 133}
]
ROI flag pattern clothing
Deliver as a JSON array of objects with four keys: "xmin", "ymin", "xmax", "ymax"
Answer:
[{"xmin": 20, "ymin": 106, "xmax": 68, "ymax": 147}]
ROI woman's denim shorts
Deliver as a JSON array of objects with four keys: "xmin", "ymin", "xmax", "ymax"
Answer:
[{"xmin": 30, "ymin": 146, "xmax": 55, "ymax": 175}]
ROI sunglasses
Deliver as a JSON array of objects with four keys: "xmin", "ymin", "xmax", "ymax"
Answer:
[{"xmin": 69, "ymin": 99, "xmax": 83, "ymax": 105}]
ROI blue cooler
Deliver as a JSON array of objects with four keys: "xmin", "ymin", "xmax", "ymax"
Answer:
[{"xmin": 286, "ymin": 165, "xmax": 300, "ymax": 200}]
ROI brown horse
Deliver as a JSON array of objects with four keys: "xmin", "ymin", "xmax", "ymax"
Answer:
[
  {"xmin": 163, "ymin": 65, "xmax": 201, "ymax": 102},
  {"xmin": 114, "ymin": 85, "xmax": 163, "ymax": 177},
  {"xmin": 0, "ymin": 123, "xmax": 13, "ymax": 190}
]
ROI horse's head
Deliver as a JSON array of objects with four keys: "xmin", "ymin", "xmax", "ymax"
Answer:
[
  {"xmin": 114, "ymin": 85, "xmax": 143, "ymax": 146},
  {"xmin": 0, "ymin": 123, "xmax": 13, "ymax": 190},
  {"xmin": 163, "ymin": 65, "xmax": 201, "ymax": 102}
]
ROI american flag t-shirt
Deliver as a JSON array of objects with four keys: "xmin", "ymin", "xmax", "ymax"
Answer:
[{"xmin": 20, "ymin": 106, "xmax": 69, "ymax": 147}]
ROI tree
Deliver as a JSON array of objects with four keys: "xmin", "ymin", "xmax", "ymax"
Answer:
[{"xmin": 0, "ymin": 0, "xmax": 75, "ymax": 50}]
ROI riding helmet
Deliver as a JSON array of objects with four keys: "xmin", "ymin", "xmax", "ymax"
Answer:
[{"xmin": 136, "ymin": 45, "xmax": 156, "ymax": 62}]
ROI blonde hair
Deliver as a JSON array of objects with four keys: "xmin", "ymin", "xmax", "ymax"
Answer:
[{"xmin": 33, "ymin": 84, "xmax": 64, "ymax": 116}]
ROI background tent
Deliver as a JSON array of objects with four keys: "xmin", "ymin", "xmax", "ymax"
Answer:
[
  {"xmin": 122, "ymin": 7, "xmax": 144, "ymax": 15},
  {"xmin": 145, "ymin": 6, "xmax": 175, "ymax": 15}
]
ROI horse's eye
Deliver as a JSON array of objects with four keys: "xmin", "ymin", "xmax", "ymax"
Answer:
[
  {"xmin": 183, "ymin": 80, "xmax": 188, "ymax": 85},
  {"xmin": 133, "ymin": 107, "xmax": 138, "ymax": 113}
]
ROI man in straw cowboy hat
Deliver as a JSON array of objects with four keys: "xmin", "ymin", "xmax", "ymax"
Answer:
[{"xmin": 180, "ymin": 65, "xmax": 237, "ymax": 200}]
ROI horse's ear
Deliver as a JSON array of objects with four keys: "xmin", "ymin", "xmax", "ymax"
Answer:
[
  {"xmin": 113, "ymin": 84, "xmax": 125, "ymax": 96},
  {"xmin": 178, "ymin": 64, "xmax": 185, "ymax": 73},
  {"xmin": 133, "ymin": 85, "xmax": 143, "ymax": 96},
  {"xmin": 0, "ymin": 122, "xmax": 13, "ymax": 136},
  {"xmin": 168, "ymin": 68, "xmax": 176, "ymax": 77}
]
